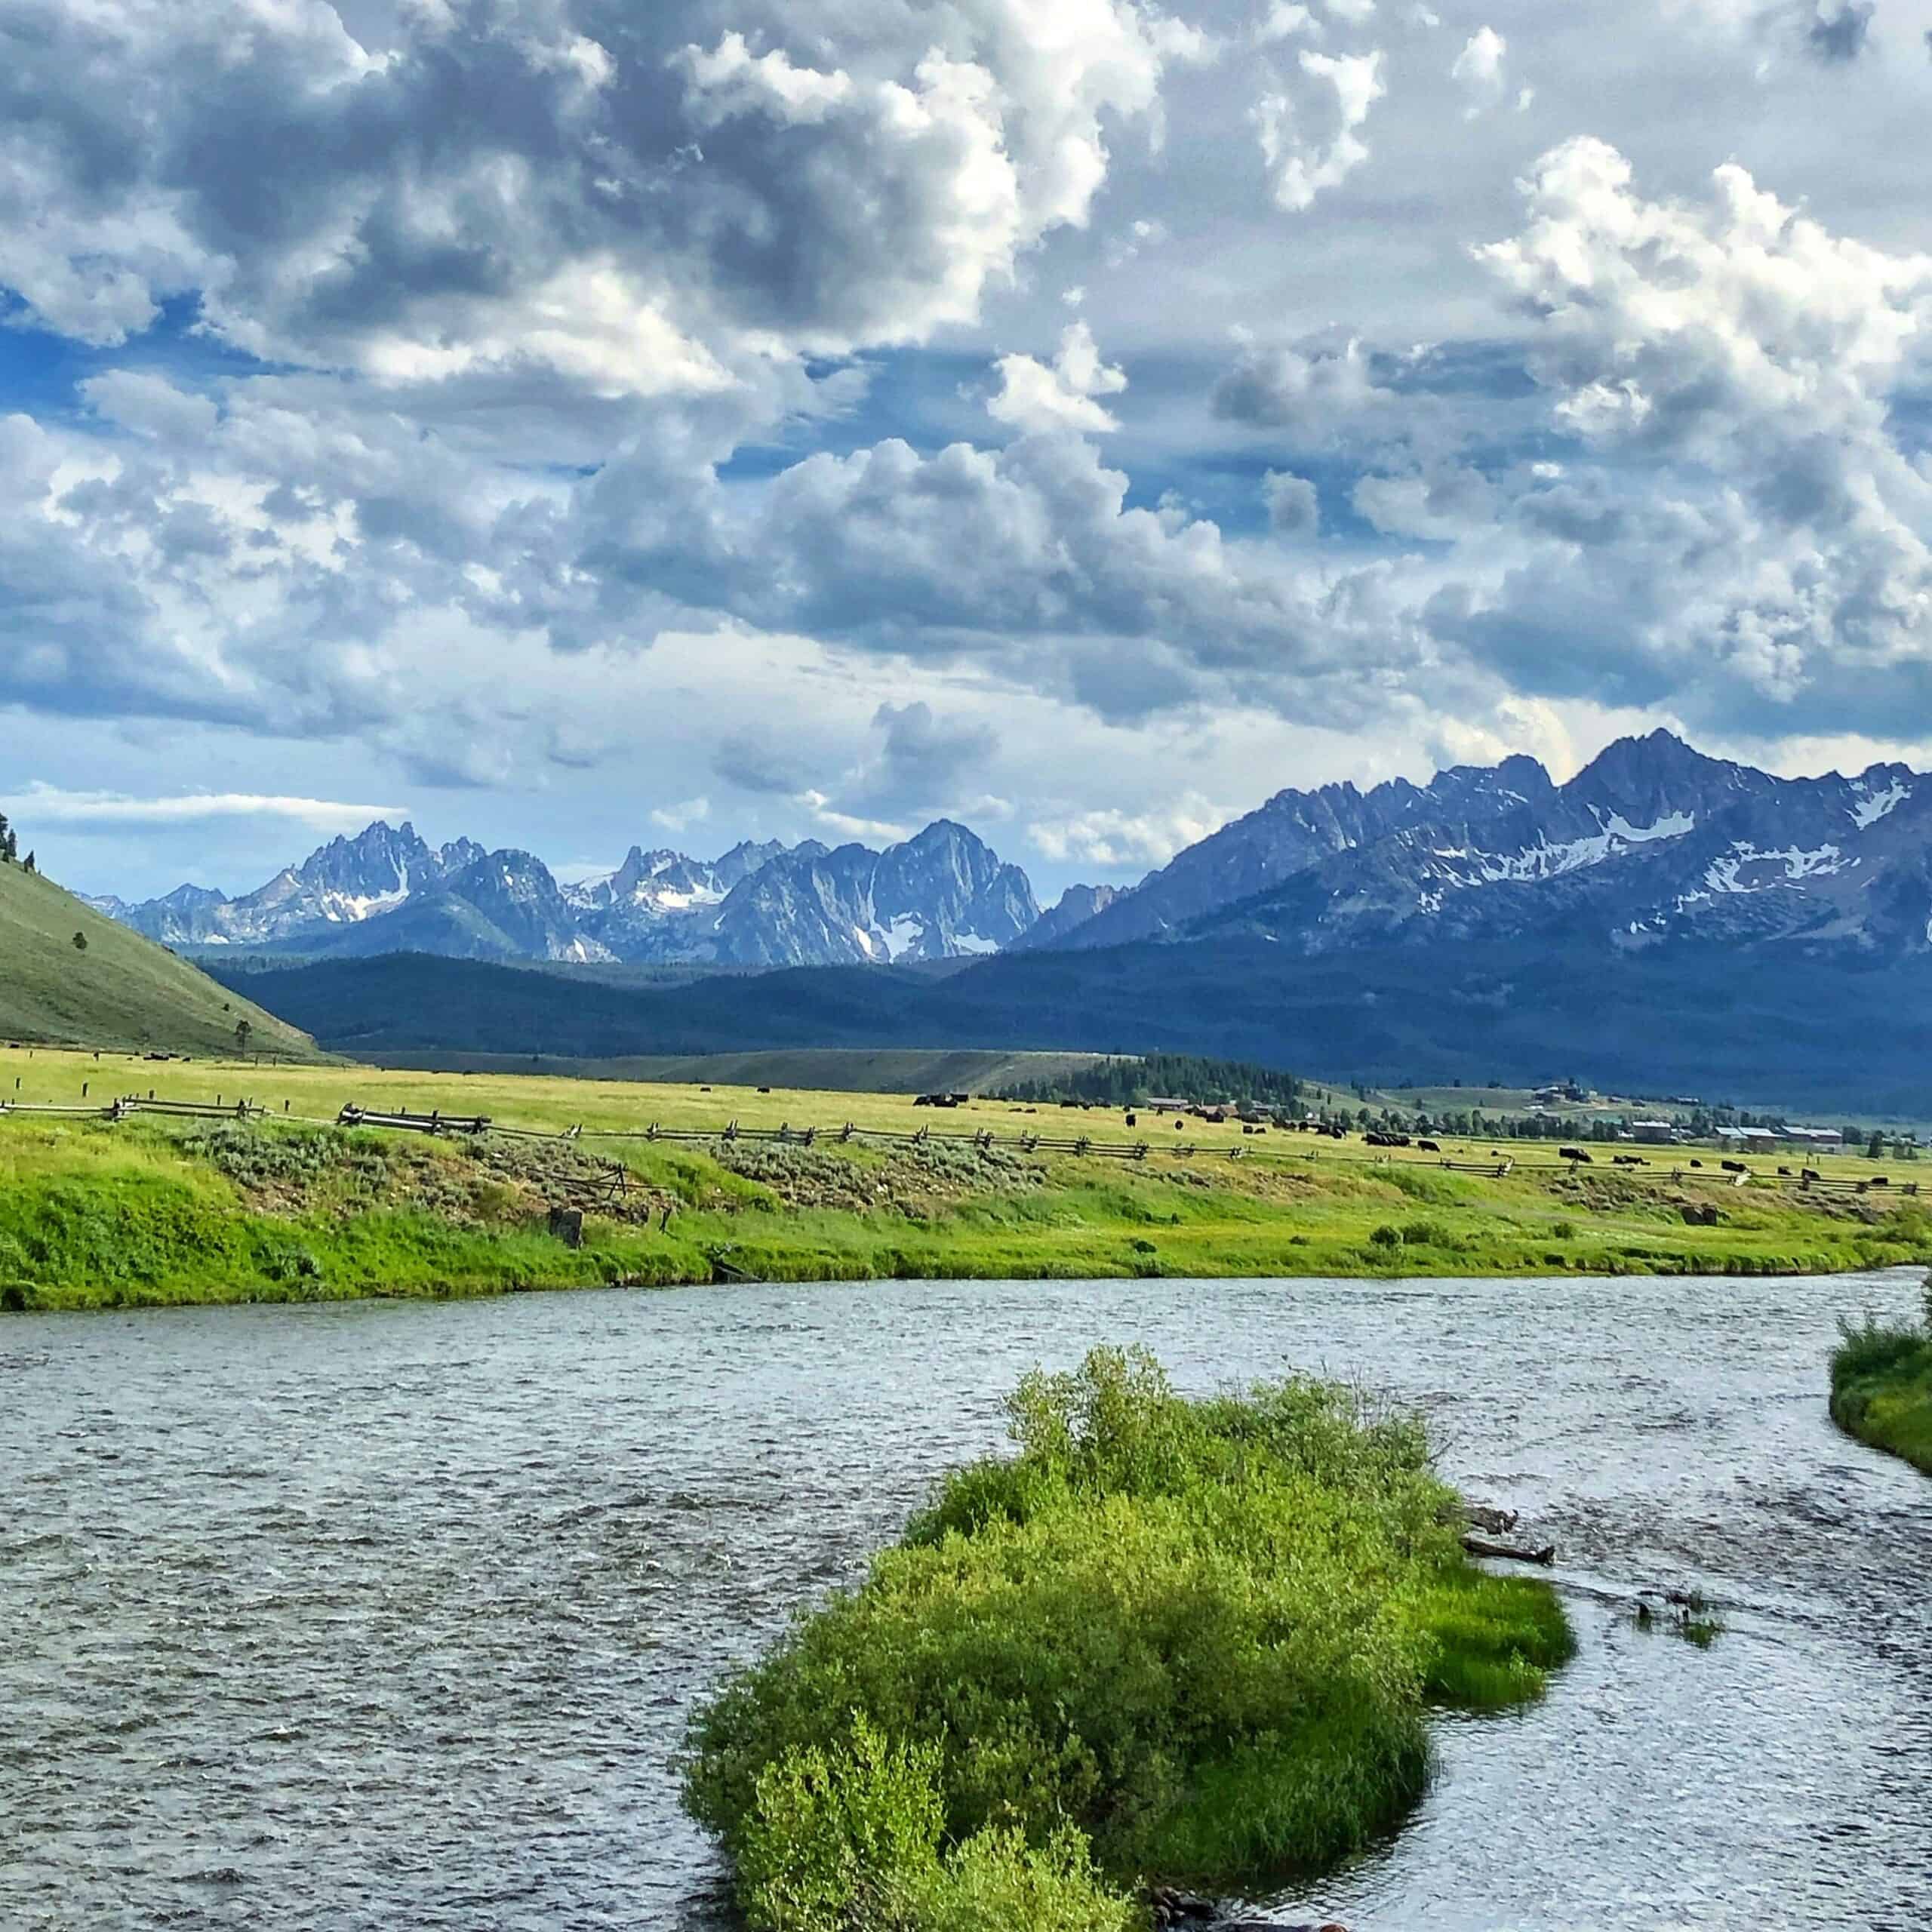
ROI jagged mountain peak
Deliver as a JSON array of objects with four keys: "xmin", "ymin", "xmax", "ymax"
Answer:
[
  {"xmin": 1044, "ymin": 732, "xmax": 1932, "ymax": 961},
  {"xmin": 100, "ymin": 815, "xmax": 1042, "ymax": 968},
  {"xmin": 1568, "ymin": 729, "xmax": 1752, "ymax": 804}
]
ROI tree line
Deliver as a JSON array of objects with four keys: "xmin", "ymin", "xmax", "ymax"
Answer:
[
  {"xmin": 998, "ymin": 1053, "xmax": 1304, "ymax": 1109},
  {"xmin": 0, "ymin": 811, "xmax": 33, "ymax": 872}
]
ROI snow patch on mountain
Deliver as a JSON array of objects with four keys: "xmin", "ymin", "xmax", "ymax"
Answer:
[
  {"xmin": 1704, "ymin": 844, "xmax": 1852, "ymax": 894},
  {"xmin": 1850, "ymin": 779, "xmax": 1910, "ymax": 828}
]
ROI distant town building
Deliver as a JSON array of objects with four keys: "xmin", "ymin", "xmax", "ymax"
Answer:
[
  {"xmin": 1629, "ymin": 1119, "xmax": 1677, "ymax": 1144},
  {"xmin": 1715, "ymin": 1126, "xmax": 1777, "ymax": 1146},
  {"xmin": 1781, "ymin": 1127, "xmax": 1844, "ymax": 1150}
]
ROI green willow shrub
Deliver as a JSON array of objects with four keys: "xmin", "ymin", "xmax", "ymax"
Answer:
[
  {"xmin": 684, "ymin": 1349, "xmax": 1571, "ymax": 1930},
  {"xmin": 904, "ymin": 1826, "xmax": 1138, "ymax": 1932},
  {"xmin": 737, "ymin": 1718, "xmax": 946, "ymax": 1931}
]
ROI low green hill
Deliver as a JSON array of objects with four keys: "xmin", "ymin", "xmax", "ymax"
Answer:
[{"xmin": 0, "ymin": 864, "xmax": 321, "ymax": 1060}]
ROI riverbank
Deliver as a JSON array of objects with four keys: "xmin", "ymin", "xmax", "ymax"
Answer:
[
  {"xmin": 1829, "ymin": 1296, "xmax": 1932, "ymax": 1475},
  {"xmin": 683, "ymin": 1349, "xmax": 1574, "ymax": 1930},
  {"xmin": 3, "ymin": 1100, "xmax": 1929, "ymax": 1312}
]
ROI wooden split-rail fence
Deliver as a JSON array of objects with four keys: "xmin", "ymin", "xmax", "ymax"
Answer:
[{"xmin": 0, "ymin": 1095, "xmax": 1918, "ymax": 1196}]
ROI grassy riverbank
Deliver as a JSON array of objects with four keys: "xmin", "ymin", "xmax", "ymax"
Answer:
[
  {"xmin": 1829, "ymin": 1287, "xmax": 1932, "ymax": 1476},
  {"xmin": 682, "ymin": 1349, "xmax": 1573, "ymax": 1930},
  {"xmin": 2, "ymin": 1046, "xmax": 1928, "ymax": 1312}
]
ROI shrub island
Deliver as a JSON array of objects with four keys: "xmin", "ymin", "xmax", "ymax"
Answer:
[{"xmin": 681, "ymin": 1348, "xmax": 1574, "ymax": 1930}]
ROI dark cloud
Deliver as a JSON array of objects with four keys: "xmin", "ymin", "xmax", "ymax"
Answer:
[
  {"xmin": 1807, "ymin": 4, "xmax": 1875, "ymax": 62},
  {"xmin": 873, "ymin": 701, "xmax": 998, "ymax": 791},
  {"xmin": 1262, "ymin": 470, "xmax": 1320, "ymax": 537},
  {"xmin": 712, "ymin": 731, "xmax": 817, "ymax": 797}
]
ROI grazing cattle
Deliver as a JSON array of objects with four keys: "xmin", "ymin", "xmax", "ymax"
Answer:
[
  {"xmin": 1778, "ymin": 1165, "xmax": 1792, "ymax": 1177},
  {"xmin": 1559, "ymin": 1146, "xmax": 1592, "ymax": 1164},
  {"xmin": 1418, "ymin": 1139, "xmax": 1441, "ymax": 1152},
  {"xmin": 1689, "ymin": 1158, "xmax": 1703, "ymax": 1168},
  {"xmin": 1721, "ymin": 1159, "xmax": 1748, "ymax": 1175}
]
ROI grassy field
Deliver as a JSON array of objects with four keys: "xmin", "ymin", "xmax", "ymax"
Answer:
[
  {"xmin": 3, "ymin": 1043, "xmax": 1927, "ymax": 1312},
  {"xmin": 1829, "ymin": 1301, "xmax": 1932, "ymax": 1477},
  {"xmin": 0, "ymin": 866, "xmax": 320, "ymax": 1062},
  {"xmin": 364, "ymin": 1046, "xmax": 1118, "ymax": 1095}
]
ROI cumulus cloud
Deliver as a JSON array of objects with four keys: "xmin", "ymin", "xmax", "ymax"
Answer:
[
  {"xmin": 1442, "ymin": 137, "xmax": 1932, "ymax": 730},
  {"xmin": 1211, "ymin": 334, "xmax": 1395, "ymax": 432},
  {"xmin": 987, "ymin": 321, "xmax": 1128, "ymax": 432},
  {"xmin": 0, "ymin": 0, "xmax": 1192, "ymax": 375},
  {"xmin": 1450, "ymin": 26, "xmax": 1509, "ymax": 112},
  {"xmin": 1254, "ymin": 49, "xmax": 1386, "ymax": 211},
  {"xmin": 79, "ymin": 371, "xmax": 220, "ymax": 441},
  {"xmin": 1263, "ymin": 469, "xmax": 1321, "ymax": 536},
  {"xmin": 872, "ymin": 701, "xmax": 1001, "ymax": 795},
  {"xmin": 1032, "ymin": 797, "xmax": 1225, "ymax": 869}
]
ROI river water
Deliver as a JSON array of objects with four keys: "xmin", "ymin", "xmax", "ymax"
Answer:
[{"xmin": 3, "ymin": 1269, "xmax": 1928, "ymax": 1931}]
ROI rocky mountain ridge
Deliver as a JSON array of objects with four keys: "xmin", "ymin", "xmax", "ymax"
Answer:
[
  {"xmin": 1048, "ymin": 730, "xmax": 1932, "ymax": 959},
  {"xmin": 100, "ymin": 818, "xmax": 1041, "ymax": 968}
]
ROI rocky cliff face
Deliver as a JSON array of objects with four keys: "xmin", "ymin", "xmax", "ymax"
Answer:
[
  {"xmin": 1006, "ymin": 882, "xmax": 1120, "ymax": 951},
  {"xmin": 705, "ymin": 821, "xmax": 1039, "ymax": 966}
]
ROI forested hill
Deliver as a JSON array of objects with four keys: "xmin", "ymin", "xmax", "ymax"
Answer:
[{"xmin": 214, "ymin": 940, "xmax": 1932, "ymax": 1115}]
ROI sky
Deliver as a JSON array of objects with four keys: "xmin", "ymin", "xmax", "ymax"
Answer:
[{"xmin": 4, "ymin": 0, "xmax": 1932, "ymax": 904}]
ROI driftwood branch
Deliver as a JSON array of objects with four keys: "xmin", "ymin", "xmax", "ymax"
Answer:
[{"xmin": 1461, "ymin": 1532, "xmax": 1555, "ymax": 1565}]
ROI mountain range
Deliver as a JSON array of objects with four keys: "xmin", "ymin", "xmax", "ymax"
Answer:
[
  {"xmin": 91, "ymin": 819, "xmax": 1046, "ymax": 968},
  {"xmin": 91, "ymin": 731, "xmax": 1932, "ymax": 974},
  {"xmin": 1041, "ymin": 729, "xmax": 1932, "ymax": 962}
]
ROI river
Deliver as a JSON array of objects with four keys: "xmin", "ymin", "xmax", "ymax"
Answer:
[{"xmin": 3, "ymin": 1269, "xmax": 1928, "ymax": 1930}]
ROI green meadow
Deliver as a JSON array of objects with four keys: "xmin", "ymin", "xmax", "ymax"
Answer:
[{"xmin": 2, "ymin": 1051, "xmax": 1927, "ymax": 1311}]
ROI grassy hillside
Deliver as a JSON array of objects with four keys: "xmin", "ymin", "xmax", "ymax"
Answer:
[{"xmin": 0, "ymin": 866, "xmax": 321, "ymax": 1061}]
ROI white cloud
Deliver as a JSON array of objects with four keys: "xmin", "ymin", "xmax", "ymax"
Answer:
[
  {"xmin": 8, "ymin": 786, "xmax": 410, "ymax": 829},
  {"xmin": 1254, "ymin": 3, "xmax": 1316, "ymax": 43},
  {"xmin": 0, "ymin": 0, "xmax": 1193, "ymax": 377},
  {"xmin": 1450, "ymin": 26, "xmax": 1508, "ymax": 113},
  {"xmin": 78, "ymin": 371, "xmax": 219, "ymax": 442},
  {"xmin": 1438, "ymin": 137, "xmax": 1932, "ymax": 728},
  {"xmin": 988, "ymin": 321, "xmax": 1129, "ymax": 432},
  {"xmin": 649, "ymin": 796, "xmax": 712, "ymax": 834},
  {"xmin": 1032, "ymin": 797, "xmax": 1225, "ymax": 869},
  {"xmin": 1254, "ymin": 50, "xmax": 1386, "ymax": 212}
]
